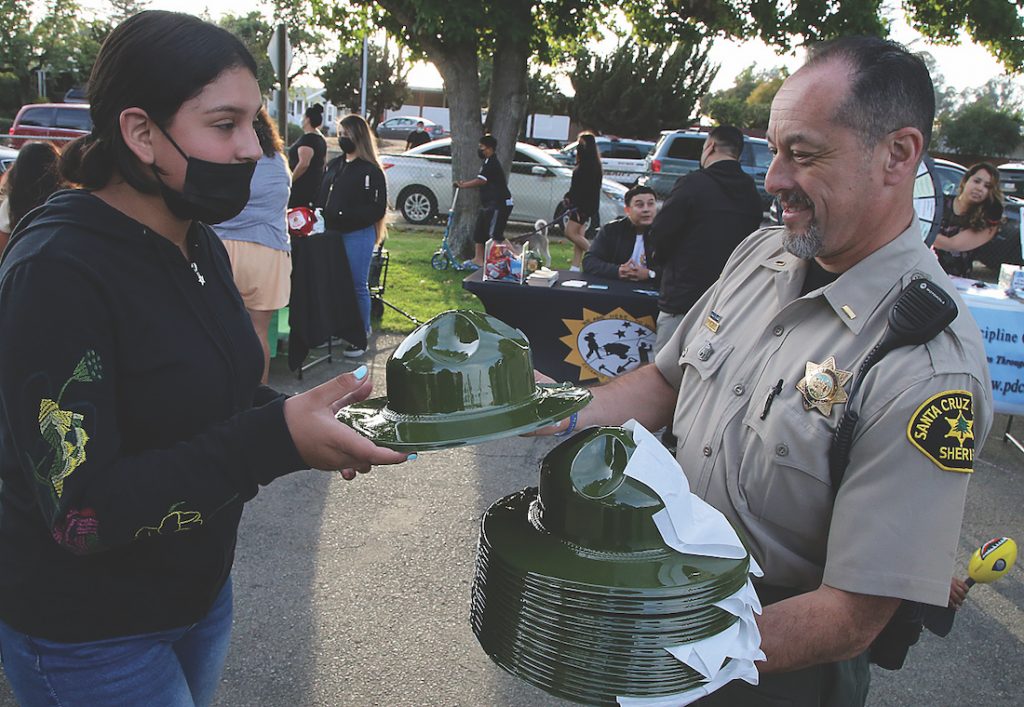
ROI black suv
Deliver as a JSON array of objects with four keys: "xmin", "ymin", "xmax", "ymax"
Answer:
[{"xmin": 638, "ymin": 129, "xmax": 774, "ymax": 209}]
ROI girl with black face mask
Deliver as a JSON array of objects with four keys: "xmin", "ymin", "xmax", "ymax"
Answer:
[
  {"xmin": 0, "ymin": 12, "xmax": 410, "ymax": 707},
  {"xmin": 314, "ymin": 114, "xmax": 388, "ymax": 358}
]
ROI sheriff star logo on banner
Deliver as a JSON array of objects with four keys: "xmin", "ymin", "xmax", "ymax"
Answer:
[{"xmin": 560, "ymin": 308, "xmax": 656, "ymax": 383}]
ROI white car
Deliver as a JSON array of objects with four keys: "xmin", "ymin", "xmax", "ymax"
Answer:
[
  {"xmin": 381, "ymin": 138, "xmax": 627, "ymax": 226},
  {"xmin": 0, "ymin": 145, "xmax": 18, "ymax": 174},
  {"xmin": 551, "ymin": 137, "xmax": 655, "ymax": 185}
]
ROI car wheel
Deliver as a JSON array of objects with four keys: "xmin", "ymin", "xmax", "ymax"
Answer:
[{"xmin": 399, "ymin": 186, "xmax": 438, "ymax": 225}]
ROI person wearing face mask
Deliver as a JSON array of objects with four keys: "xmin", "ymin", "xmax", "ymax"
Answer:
[
  {"xmin": 314, "ymin": 114, "xmax": 388, "ymax": 358},
  {"xmin": 0, "ymin": 12, "xmax": 410, "ymax": 706},
  {"xmin": 932, "ymin": 162, "xmax": 1005, "ymax": 277},
  {"xmin": 582, "ymin": 185, "xmax": 659, "ymax": 283},
  {"xmin": 455, "ymin": 133, "xmax": 514, "ymax": 268},
  {"xmin": 405, "ymin": 120, "xmax": 432, "ymax": 151}
]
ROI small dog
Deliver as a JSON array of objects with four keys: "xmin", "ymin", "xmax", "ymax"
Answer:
[{"xmin": 525, "ymin": 219, "xmax": 552, "ymax": 268}]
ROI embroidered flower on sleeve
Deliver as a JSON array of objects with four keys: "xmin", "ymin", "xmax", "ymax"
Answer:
[
  {"xmin": 51, "ymin": 507, "xmax": 101, "ymax": 554},
  {"xmin": 38, "ymin": 399, "xmax": 90, "ymax": 498}
]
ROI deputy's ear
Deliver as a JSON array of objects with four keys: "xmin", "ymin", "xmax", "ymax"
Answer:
[
  {"xmin": 119, "ymin": 108, "xmax": 156, "ymax": 165},
  {"xmin": 882, "ymin": 127, "xmax": 924, "ymax": 186}
]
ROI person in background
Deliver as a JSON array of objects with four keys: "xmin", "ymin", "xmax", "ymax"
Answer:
[
  {"xmin": 582, "ymin": 185, "xmax": 658, "ymax": 283},
  {"xmin": 0, "ymin": 141, "xmax": 64, "ymax": 250},
  {"xmin": 287, "ymin": 103, "xmax": 327, "ymax": 208},
  {"xmin": 651, "ymin": 125, "xmax": 763, "ymax": 354},
  {"xmin": 455, "ymin": 133, "xmax": 514, "ymax": 268},
  {"xmin": 405, "ymin": 120, "xmax": 432, "ymax": 151},
  {"xmin": 563, "ymin": 132, "xmax": 604, "ymax": 271},
  {"xmin": 932, "ymin": 162, "xmax": 1005, "ymax": 277},
  {"xmin": 0, "ymin": 12, "xmax": 410, "ymax": 707},
  {"xmin": 212, "ymin": 107, "xmax": 292, "ymax": 383},
  {"xmin": 316, "ymin": 113, "xmax": 388, "ymax": 358}
]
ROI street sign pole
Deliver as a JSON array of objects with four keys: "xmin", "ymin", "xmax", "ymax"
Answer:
[
  {"xmin": 360, "ymin": 35, "xmax": 368, "ymax": 118},
  {"xmin": 276, "ymin": 25, "xmax": 288, "ymax": 140}
]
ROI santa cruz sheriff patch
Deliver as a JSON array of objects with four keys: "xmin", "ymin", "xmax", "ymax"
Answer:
[{"xmin": 907, "ymin": 390, "xmax": 975, "ymax": 472}]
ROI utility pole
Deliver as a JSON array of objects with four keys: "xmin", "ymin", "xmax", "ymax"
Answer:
[{"xmin": 360, "ymin": 35, "xmax": 369, "ymax": 118}]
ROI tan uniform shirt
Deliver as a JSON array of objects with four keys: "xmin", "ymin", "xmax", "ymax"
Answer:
[{"xmin": 655, "ymin": 224, "xmax": 992, "ymax": 607}]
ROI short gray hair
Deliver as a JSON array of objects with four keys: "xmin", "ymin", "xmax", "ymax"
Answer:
[{"xmin": 804, "ymin": 36, "xmax": 934, "ymax": 150}]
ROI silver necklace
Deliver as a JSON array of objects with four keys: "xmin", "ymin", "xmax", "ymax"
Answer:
[{"xmin": 190, "ymin": 261, "xmax": 206, "ymax": 286}]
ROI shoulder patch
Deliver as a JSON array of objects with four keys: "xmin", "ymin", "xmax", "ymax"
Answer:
[{"xmin": 907, "ymin": 390, "xmax": 975, "ymax": 473}]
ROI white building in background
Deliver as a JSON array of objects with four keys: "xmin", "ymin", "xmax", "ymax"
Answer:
[{"xmin": 266, "ymin": 84, "xmax": 343, "ymax": 136}]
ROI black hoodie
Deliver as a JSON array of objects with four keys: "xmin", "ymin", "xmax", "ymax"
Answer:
[
  {"xmin": 0, "ymin": 190, "xmax": 305, "ymax": 641},
  {"xmin": 652, "ymin": 160, "xmax": 763, "ymax": 315}
]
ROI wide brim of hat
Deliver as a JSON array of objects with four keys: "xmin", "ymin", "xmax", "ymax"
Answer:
[
  {"xmin": 335, "ymin": 382, "xmax": 591, "ymax": 452},
  {"xmin": 480, "ymin": 488, "xmax": 750, "ymax": 596}
]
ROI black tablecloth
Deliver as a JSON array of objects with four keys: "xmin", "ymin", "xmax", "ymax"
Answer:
[
  {"xmin": 462, "ymin": 270, "xmax": 660, "ymax": 384},
  {"xmin": 288, "ymin": 231, "xmax": 366, "ymax": 371}
]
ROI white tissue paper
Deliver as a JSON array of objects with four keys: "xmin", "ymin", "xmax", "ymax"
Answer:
[{"xmin": 616, "ymin": 420, "xmax": 765, "ymax": 707}]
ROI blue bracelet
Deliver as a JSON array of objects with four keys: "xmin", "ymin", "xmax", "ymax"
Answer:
[{"xmin": 554, "ymin": 412, "xmax": 578, "ymax": 438}]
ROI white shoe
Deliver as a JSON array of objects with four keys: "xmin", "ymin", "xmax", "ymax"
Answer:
[
  {"xmin": 343, "ymin": 345, "xmax": 365, "ymax": 358},
  {"xmin": 569, "ymin": 265, "xmax": 581, "ymax": 272}
]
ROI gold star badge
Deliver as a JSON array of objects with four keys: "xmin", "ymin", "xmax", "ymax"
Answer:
[
  {"xmin": 945, "ymin": 410, "xmax": 974, "ymax": 447},
  {"xmin": 796, "ymin": 356, "xmax": 852, "ymax": 417}
]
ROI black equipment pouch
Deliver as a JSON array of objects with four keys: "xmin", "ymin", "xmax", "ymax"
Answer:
[{"xmin": 867, "ymin": 600, "xmax": 925, "ymax": 670}]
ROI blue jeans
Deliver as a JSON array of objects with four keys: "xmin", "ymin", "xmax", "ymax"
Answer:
[
  {"xmin": 342, "ymin": 225, "xmax": 376, "ymax": 336},
  {"xmin": 0, "ymin": 577, "xmax": 233, "ymax": 707}
]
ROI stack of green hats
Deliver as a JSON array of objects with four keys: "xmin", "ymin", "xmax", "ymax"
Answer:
[
  {"xmin": 336, "ymin": 310, "xmax": 591, "ymax": 451},
  {"xmin": 471, "ymin": 426, "xmax": 751, "ymax": 705}
]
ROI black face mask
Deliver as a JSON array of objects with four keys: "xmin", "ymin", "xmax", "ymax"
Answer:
[
  {"xmin": 478, "ymin": 148, "xmax": 486, "ymax": 159},
  {"xmin": 153, "ymin": 125, "xmax": 256, "ymax": 224},
  {"xmin": 338, "ymin": 136, "xmax": 356, "ymax": 154}
]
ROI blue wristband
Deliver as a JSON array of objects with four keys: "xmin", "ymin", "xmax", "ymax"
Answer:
[{"xmin": 554, "ymin": 412, "xmax": 578, "ymax": 438}]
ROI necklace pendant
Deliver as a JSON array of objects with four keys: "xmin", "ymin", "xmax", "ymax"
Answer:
[{"xmin": 191, "ymin": 262, "xmax": 206, "ymax": 286}]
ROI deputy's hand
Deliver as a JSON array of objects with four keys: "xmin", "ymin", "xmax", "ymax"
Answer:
[
  {"xmin": 452, "ymin": 181, "xmax": 461, "ymax": 189},
  {"xmin": 283, "ymin": 366, "xmax": 412, "ymax": 479},
  {"xmin": 948, "ymin": 577, "xmax": 970, "ymax": 609}
]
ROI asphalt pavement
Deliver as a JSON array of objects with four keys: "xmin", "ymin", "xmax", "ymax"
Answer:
[{"xmin": 1, "ymin": 331, "xmax": 1021, "ymax": 706}]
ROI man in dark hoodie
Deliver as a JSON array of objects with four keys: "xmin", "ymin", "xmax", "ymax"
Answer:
[{"xmin": 652, "ymin": 125, "xmax": 763, "ymax": 353}]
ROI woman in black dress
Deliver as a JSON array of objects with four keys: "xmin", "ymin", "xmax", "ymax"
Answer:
[
  {"xmin": 287, "ymin": 103, "xmax": 327, "ymax": 208},
  {"xmin": 562, "ymin": 132, "xmax": 603, "ymax": 271},
  {"xmin": 932, "ymin": 162, "xmax": 1005, "ymax": 277}
]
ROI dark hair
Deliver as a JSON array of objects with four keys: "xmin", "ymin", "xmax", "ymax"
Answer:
[
  {"xmin": 624, "ymin": 185, "xmax": 655, "ymax": 207},
  {"xmin": 479, "ymin": 134, "xmax": 497, "ymax": 150},
  {"xmin": 5, "ymin": 142, "xmax": 63, "ymax": 228},
  {"xmin": 707, "ymin": 125, "xmax": 744, "ymax": 158},
  {"xmin": 804, "ymin": 36, "xmax": 934, "ymax": 150},
  {"xmin": 576, "ymin": 132, "xmax": 603, "ymax": 180},
  {"xmin": 254, "ymin": 107, "xmax": 284, "ymax": 157},
  {"xmin": 958, "ymin": 163, "xmax": 1005, "ymax": 231},
  {"xmin": 305, "ymin": 103, "xmax": 324, "ymax": 128},
  {"xmin": 59, "ymin": 11, "xmax": 258, "ymax": 192}
]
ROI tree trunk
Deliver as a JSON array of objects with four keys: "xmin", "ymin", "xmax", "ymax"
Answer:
[
  {"xmin": 487, "ymin": 13, "xmax": 531, "ymax": 189},
  {"xmin": 435, "ymin": 47, "xmax": 483, "ymax": 260}
]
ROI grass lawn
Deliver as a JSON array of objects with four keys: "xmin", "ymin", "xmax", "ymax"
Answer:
[{"xmin": 375, "ymin": 227, "xmax": 575, "ymax": 334}]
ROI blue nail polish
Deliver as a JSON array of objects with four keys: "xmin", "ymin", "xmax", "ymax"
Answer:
[
  {"xmin": 407, "ymin": 453, "xmax": 418, "ymax": 461},
  {"xmin": 353, "ymin": 365, "xmax": 368, "ymax": 380}
]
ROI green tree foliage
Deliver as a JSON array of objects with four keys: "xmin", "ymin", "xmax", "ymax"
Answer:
[
  {"xmin": 936, "ymin": 97, "xmax": 1023, "ymax": 158},
  {"xmin": 28, "ymin": 1, "xmax": 111, "ymax": 102},
  {"xmin": 570, "ymin": 40, "xmax": 716, "ymax": 138},
  {"xmin": 317, "ymin": 42, "xmax": 409, "ymax": 126},
  {"xmin": 106, "ymin": 0, "xmax": 149, "ymax": 23},
  {"xmin": 623, "ymin": 1, "xmax": 1024, "ymax": 72},
  {"xmin": 701, "ymin": 65, "xmax": 786, "ymax": 131},
  {"xmin": 218, "ymin": 12, "xmax": 277, "ymax": 93}
]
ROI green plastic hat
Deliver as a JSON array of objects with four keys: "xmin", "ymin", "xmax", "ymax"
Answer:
[
  {"xmin": 471, "ymin": 427, "xmax": 752, "ymax": 704},
  {"xmin": 336, "ymin": 310, "xmax": 591, "ymax": 451}
]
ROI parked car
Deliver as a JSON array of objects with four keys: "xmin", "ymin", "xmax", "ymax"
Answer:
[
  {"xmin": 9, "ymin": 103, "xmax": 92, "ymax": 148},
  {"xmin": 997, "ymin": 162, "xmax": 1024, "ymax": 200},
  {"xmin": 381, "ymin": 138, "xmax": 627, "ymax": 227},
  {"xmin": 551, "ymin": 137, "xmax": 656, "ymax": 186},
  {"xmin": 639, "ymin": 129, "xmax": 774, "ymax": 209},
  {"xmin": 375, "ymin": 116, "xmax": 446, "ymax": 141},
  {"xmin": 931, "ymin": 157, "xmax": 1023, "ymax": 268},
  {"xmin": 0, "ymin": 145, "xmax": 17, "ymax": 174}
]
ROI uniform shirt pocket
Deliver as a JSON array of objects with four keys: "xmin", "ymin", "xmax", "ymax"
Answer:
[
  {"xmin": 741, "ymin": 395, "xmax": 835, "ymax": 546},
  {"xmin": 678, "ymin": 331, "xmax": 734, "ymax": 382}
]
